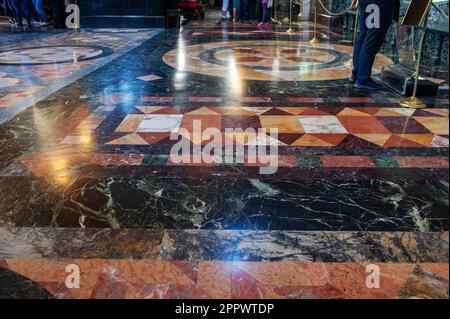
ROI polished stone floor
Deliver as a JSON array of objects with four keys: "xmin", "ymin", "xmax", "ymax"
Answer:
[{"xmin": 0, "ymin": 17, "xmax": 448, "ymax": 299}]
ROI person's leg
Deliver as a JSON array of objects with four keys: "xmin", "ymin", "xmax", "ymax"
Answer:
[
  {"xmin": 32, "ymin": 0, "xmax": 47, "ymax": 22},
  {"xmin": 10, "ymin": 0, "xmax": 23, "ymax": 26},
  {"xmin": 240, "ymin": 0, "xmax": 248, "ymax": 22},
  {"xmin": 21, "ymin": 0, "xmax": 32, "ymax": 26},
  {"xmin": 248, "ymin": 0, "xmax": 256, "ymax": 22},
  {"xmin": 356, "ymin": 0, "xmax": 394, "ymax": 84},
  {"xmin": 256, "ymin": 0, "xmax": 262, "ymax": 22},
  {"xmin": 221, "ymin": 0, "xmax": 229, "ymax": 18},
  {"xmin": 258, "ymin": 2, "xmax": 266, "ymax": 25},
  {"xmin": 266, "ymin": 2, "xmax": 273, "ymax": 25},
  {"xmin": 5, "ymin": 0, "xmax": 15, "ymax": 23},
  {"xmin": 352, "ymin": 2, "xmax": 367, "ymax": 81},
  {"xmin": 263, "ymin": 3, "xmax": 269, "ymax": 23}
]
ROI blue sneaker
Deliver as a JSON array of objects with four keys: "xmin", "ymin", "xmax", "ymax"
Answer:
[{"xmin": 354, "ymin": 79, "xmax": 383, "ymax": 90}]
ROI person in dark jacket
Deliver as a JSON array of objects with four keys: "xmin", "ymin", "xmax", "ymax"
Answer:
[{"xmin": 351, "ymin": 0, "xmax": 400, "ymax": 90}]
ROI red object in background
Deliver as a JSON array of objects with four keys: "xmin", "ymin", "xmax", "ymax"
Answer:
[{"xmin": 179, "ymin": 0, "xmax": 205, "ymax": 20}]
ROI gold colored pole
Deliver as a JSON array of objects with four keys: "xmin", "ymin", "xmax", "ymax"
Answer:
[
  {"xmin": 399, "ymin": 1, "xmax": 431, "ymax": 109},
  {"xmin": 310, "ymin": 0, "xmax": 321, "ymax": 43},
  {"xmin": 272, "ymin": 0, "xmax": 278, "ymax": 24},
  {"xmin": 287, "ymin": 0, "xmax": 294, "ymax": 33},
  {"xmin": 284, "ymin": 0, "xmax": 290, "ymax": 23},
  {"xmin": 344, "ymin": 4, "xmax": 359, "ymax": 68}
]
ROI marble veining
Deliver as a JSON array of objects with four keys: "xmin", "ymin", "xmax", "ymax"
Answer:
[{"xmin": 0, "ymin": 11, "xmax": 448, "ymax": 299}]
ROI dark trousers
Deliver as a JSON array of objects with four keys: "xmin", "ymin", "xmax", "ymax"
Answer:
[
  {"xmin": 10, "ymin": 0, "xmax": 32, "ymax": 26},
  {"xmin": 262, "ymin": 3, "xmax": 270, "ymax": 23},
  {"xmin": 240, "ymin": 0, "xmax": 256, "ymax": 21},
  {"xmin": 352, "ymin": 0, "xmax": 394, "ymax": 83},
  {"xmin": 51, "ymin": 0, "xmax": 66, "ymax": 29},
  {"xmin": 3, "ymin": 0, "xmax": 11, "ymax": 17},
  {"xmin": 32, "ymin": 0, "xmax": 47, "ymax": 22}
]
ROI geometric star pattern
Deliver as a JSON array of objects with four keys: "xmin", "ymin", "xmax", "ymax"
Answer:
[{"xmin": 105, "ymin": 105, "xmax": 449, "ymax": 148}]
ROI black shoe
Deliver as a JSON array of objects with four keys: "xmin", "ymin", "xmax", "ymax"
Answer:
[
  {"xmin": 217, "ymin": 17, "xmax": 228, "ymax": 25},
  {"xmin": 354, "ymin": 79, "xmax": 383, "ymax": 90},
  {"xmin": 349, "ymin": 75, "xmax": 356, "ymax": 83}
]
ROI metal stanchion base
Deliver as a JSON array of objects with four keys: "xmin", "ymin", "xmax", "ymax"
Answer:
[
  {"xmin": 310, "ymin": 37, "xmax": 321, "ymax": 44},
  {"xmin": 399, "ymin": 96, "xmax": 428, "ymax": 109}
]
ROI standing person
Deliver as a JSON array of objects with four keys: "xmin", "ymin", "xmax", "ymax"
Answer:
[
  {"xmin": 248, "ymin": 0, "xmax": 256, "ymax": 23},
  {"xmin": 239, "ymin": 0, "xmax": 249, "ymax": 23},
  {"xmin": 10, "ymin": 0, "xmax": 32, "ymax": 27},
  {"xmin": 31, "ymin": 0, "xmax": 47, "ymax": 23},
  {"xmin": 257, "ymin": 0, "xmax": 272, "ymax": 27},
  {"xmin": 219, "ymin": 0, "xmax": 230, "ymax": 22},
  {"xmin": 232, "ymin": 0, "xmax": 239, "ymax": 22},
  {"xmin": 351, "ymin": 0, "xmax": 400, "ymax": 90},
  {"xmin": 51, "ymin": 0, "xmax": 66, "ymax": 28}
]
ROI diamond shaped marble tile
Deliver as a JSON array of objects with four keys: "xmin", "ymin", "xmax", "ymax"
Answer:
[{"xmin": 136, "ymin": 115, "xmax": 183, "ymax": 133}]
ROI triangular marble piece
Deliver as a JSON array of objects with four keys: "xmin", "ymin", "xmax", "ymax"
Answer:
[
  {"xmin": 353, "ymin": 134, "xmax": 392, "ymax": 146},
  {"xmin": 106, "ymin": 133, "xmax": 149, "ymax": 145},
  {"xmin": 187, "ymin": 107, "xmax": 221, "ymax": 116},
  {"xmin": 291, "ymin": 134, "xmax": 334, "ymax": 146}
]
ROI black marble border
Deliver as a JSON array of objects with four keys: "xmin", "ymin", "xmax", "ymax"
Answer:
[{"xmin": 0, "ymin": 227, "xmax": 447, "ymax": 263}]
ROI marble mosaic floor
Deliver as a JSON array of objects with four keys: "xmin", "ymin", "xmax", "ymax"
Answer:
[
  {"xmin": 0, "ymin": 20, "xmax": 448, "ymax": 299},
  {"xmin": 0, "ymin": 28, "xmax": 161, "ymax": 123}
]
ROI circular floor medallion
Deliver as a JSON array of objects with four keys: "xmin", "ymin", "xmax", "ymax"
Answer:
[
  {"xmin": 163, "ymin": 40, "xmax": 393, "ymax": 82},
  {"xmin": 0, "ymin": 45, "xmax": 113, "ymax": 65}
]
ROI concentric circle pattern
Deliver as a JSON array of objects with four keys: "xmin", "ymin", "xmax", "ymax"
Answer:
[
  {"xmin": 0, "ymin": 46, "xmax": 112, "ymax": 65},
  {"xmin": 163, "ymin": 40, "xmax": 394, "ymax": 81}
]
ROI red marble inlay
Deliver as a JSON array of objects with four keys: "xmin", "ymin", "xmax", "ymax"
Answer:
[
  {"xmin": 395, "ymin": 156, "xmax": 449, "ymax": 168},
  {"xmin": 230, "ymin": 270, "xmax": 268, "ymax": 299},
  {"xmin": 383, "ymin": 135, "xmax": 426, "ymax": 147},
  {"xmin": 236, "ymin": 57, "xmax": 265, "ymax": 63},
  {"xmin": 90, "ymin": 268, "xmax": 129, "ymax": 299},
  {"xmin": 244, "ymin": 155, "xmax": 297, "ymax": 167},
  {"xmin": 167, "ymin": 154, "xmax": 221, "ymax": 166},
  {"xmin": 240, "ymin": 97, "xmax": 272, "ymax": 103},
  {"xmin": 338, "ymin": 116, "xmax": 390, "ymax": 134},
  {"xmin": 1, "ymin": 259, "xmax": 448, "ymax": 299},
  {"xmin": 20, "ymin": 146, "xmax": 91, "ymax": 176}
]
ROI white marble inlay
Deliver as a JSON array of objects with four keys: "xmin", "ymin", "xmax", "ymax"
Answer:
[
  {"xmin": 298, "ymin": 115, "xmax": 348, "ymax": 134},
  {"xmin": 136, "ymin": 115, "xmax": 183, "ymax": 133}
]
